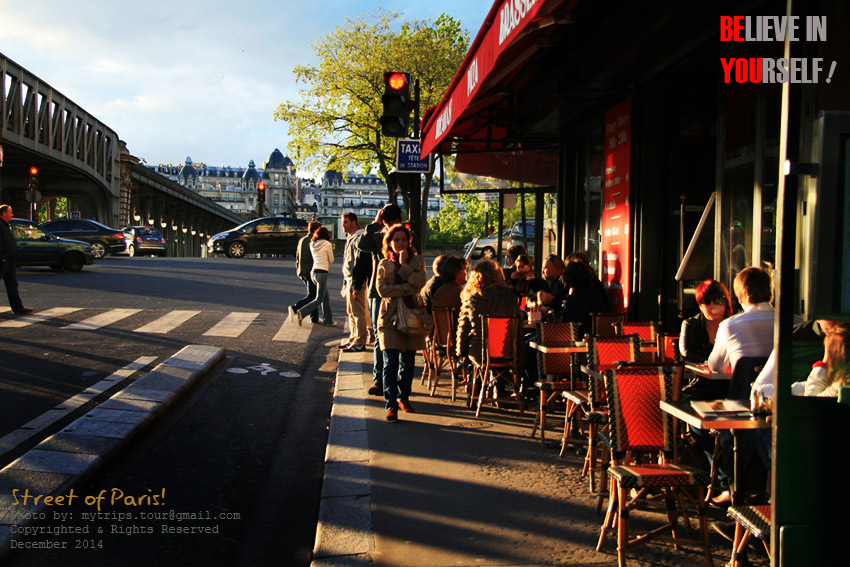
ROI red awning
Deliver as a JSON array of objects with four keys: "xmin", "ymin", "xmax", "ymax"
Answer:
[{"xmin": 420, "ymin": 0, "xmax": 574, "ymax": 158}]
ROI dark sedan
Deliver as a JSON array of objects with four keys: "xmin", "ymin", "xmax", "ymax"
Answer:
[
  {"xmin": 123, "ymin": 226, "xmax": 167, "ymax": 257},
  {"xmin": 41, "ymin": 219, "xmax": 127, "ymax": 259},
  {"xmin": 10, "ymin": 219, "xmax": 95, "ymax": 272},
  {"xmin": 207, "ymin": 216, "xmax": 308, "ymax": 258}
]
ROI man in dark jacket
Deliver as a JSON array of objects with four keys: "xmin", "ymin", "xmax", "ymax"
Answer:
[
  {"xmin": 357, "ymin": 203, "xmax": 403, "ymax": 395},
  {"xmin": 289, "ymin": 220, "xmax": 321, "ymax": 323},
  {"xmin": 0, "ymin": 205, "xmax": 32, "ymax": 315}
]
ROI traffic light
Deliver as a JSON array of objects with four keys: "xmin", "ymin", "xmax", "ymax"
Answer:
[
  {"xmin": 28, "ymin": 166, "xmax": 39, "ymax": 190},
  {"xmin": 257, "ymin": 182, "xmax": 266, "ymax": 204},
  {"xmin": 381, "ymin": 72, "xmax": 411, "ymax": 137}
]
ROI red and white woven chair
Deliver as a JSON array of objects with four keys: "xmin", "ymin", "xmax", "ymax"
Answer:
[{"xmin": 596, "ymin": 364, "xmax": 712, "ymax": 567}]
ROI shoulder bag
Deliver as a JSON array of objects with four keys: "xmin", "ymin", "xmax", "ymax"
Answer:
[{"xmin": 394, "ymin": 295, "xmax": 434, "ymax": 337}]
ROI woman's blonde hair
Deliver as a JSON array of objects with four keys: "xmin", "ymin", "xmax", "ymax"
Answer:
[
  {"xmin": 461, "ymin": 259, "xmax": 506, "ymax": 302},
  {"xmin": 825, "ymin": 322, "xmax": 850, "ymax": 387}
]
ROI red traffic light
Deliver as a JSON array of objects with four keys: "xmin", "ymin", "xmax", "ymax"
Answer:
[
  {"xmin": 257, "ymin": 182, "xmax": 266, "ymax": 191},
  {"xmin": 29, "ymin": 166, "xmax": 39, "ymax": 175},
  {"xmin": 387, "ymin": 73, "xmax": 407, "ymax": 91}
]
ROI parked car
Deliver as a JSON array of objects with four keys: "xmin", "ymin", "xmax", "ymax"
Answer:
[
  {"xmin": 123, "ymin": 226, "xmax": 167, "ymax": 257},
  {"xmin": 40, "ymin": 219, "xmax": 127, "ymax": 259},
  {"xmin": 509, "ymin": 219, "xmax": 557, "ymax": 258},
  {"xmin": 463, "ymin": 229, "xmax": 512, "ymax": 259},
  {"xmin": 207, "ymin": 216, "xmax": 309, "ymax": 258},
  {"xmin": 10, "ymin": 219, "xmax": 95, "ymax": 272}
]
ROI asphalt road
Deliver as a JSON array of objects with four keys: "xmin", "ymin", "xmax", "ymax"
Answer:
[{"xmin": 0, "ymin": 255, "xmax": 348, "ymax": 566}]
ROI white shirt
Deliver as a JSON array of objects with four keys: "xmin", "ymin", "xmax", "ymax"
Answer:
[
  {"xmin": 707, "ymin": 302, "xmax": 775, "ymax": 373},
  {"xmin": 310, "ymin": 239, "xmax": 334, "ymax": 271}
]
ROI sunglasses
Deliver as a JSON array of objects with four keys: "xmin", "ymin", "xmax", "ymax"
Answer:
[{"xmin": 700, "ymin": 296, "xmax": 727, "ymax": 306}]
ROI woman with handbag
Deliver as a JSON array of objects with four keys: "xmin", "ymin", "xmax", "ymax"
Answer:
[{"xmin": 376, "ymin": 224, "xmax": 427, "ymax": 422}]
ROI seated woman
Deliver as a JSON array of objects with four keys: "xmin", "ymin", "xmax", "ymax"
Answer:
[
  {"xmin": 558, "ymin": 261, "xmax": 608, "ymax": 336},
  {"xmin": 431, "ymin": 256, "xmax": 467, "ymax": 310},
  {"xmin": 804, "ymin": 321, "xmax": 850, "ymax": 397},
  {"xmin": 508, "ymin": 254, "xmax": 546, "ymax": 300},
  {"xmin": 680, "ymin": 279, "xmax": 734, "ymax": 364},
  {"xmin": 456, "ymin": 259, "xmax": 521, "ymax": 366}
]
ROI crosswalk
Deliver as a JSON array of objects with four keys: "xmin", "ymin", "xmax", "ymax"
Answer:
[{"xmin": 0, "ymin": 307, "xmax": 333, "ymax": 343}]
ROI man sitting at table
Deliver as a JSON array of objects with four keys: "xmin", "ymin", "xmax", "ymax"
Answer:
[{"xmin": 705, "ymin": 266, "xmax": 775, "ymax": 505}]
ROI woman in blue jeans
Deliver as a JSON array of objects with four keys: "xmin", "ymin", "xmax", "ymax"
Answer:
[
  {"xmin": 376, "ymin": 224, "xmax": 426, "ymax": 422},
  {"xmin": 294, "ymin": 226, "xmax": 336, "ymax": 326}
]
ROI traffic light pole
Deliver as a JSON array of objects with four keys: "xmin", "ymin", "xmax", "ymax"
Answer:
[{"xmin": 408, "ymin": 79, "xmax": 421, "ymax": 249}]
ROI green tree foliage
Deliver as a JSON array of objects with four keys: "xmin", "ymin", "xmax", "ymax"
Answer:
[{"xmin": 274, "ymin": 10, "xmax": 469, "ymax": 218}]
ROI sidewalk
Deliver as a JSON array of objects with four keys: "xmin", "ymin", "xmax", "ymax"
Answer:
[{"xmin": 312, "ymin": 349, "xmax": 765, "ymax": 567}]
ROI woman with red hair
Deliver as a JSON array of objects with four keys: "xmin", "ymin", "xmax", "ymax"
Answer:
[{"xmin": 680, "ymin": 279, "xmax": 733, "ymax": 363}]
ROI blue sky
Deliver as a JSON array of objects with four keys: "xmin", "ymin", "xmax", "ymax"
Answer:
[{"xmin": 0, "ymin": 0, "xmax": 490, "ymax": 179}]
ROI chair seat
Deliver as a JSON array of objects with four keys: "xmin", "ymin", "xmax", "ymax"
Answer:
[
  {"xmin": 586, "ymin": 410, "xmax": 607, "ymax": 424},
  {"xmin": 563, "ymin": 389, "xmax": 589, "ymax": 405},
  {"xmin": 536, "ymin": 381, "xmax": 573, "ymax": 391},
  {"xmin": 607, "ymin": 463, "xmax": 711, "ymax": 489},
  {"xmin": 727, "ymin": 504, "xmax": 771, "ymax": 541}
]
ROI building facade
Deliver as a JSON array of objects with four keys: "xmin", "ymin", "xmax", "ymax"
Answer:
[{"xmin": 148, "ymin": 149, "xmax": 297, "ymax": 218}]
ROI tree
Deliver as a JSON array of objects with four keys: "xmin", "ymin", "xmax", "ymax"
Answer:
[{"xmin": 274, "ymin": 10, "xmax": 469, "ymax": 230}]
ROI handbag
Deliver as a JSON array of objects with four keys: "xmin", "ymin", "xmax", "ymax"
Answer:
[{"xmin": 393, "ymin": 295, "xmax": 434, "ymax": 337}]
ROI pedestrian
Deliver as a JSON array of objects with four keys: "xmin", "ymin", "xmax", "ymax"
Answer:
[
  {"xmin": 376, "ymin": 223, "xmax": 426, "ymax": 422},
  {"xmin": 339, "ymin": 212, "xmax": 371, "ymax": 352},
  {"xmin": 0, "ymin": 205, "xmax": 32, "ymax": 316},
  {"xmin": 292, "ymin": 226, "xmax": 336, "ymax": 326},
  {"xmin": 289, "ymin": 221, "xmax": 321, "ymax": 324},
  {"xmin": 358, "ymin": 203, "xmax": 403, "ymax": 396}
]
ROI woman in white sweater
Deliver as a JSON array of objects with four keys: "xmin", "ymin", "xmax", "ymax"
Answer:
[{"xmin": 295, "ymin": 226, "xmax": 336, "ymax": 326}]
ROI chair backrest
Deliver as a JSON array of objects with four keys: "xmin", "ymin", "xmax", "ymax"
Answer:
[
  {"xmin": 604, "ymin": 365, "xmax": 678, "ymax": 457},
  {"xmin": 658, "ymin": 334, "xmax": 681, "ymax": 363},
  {"xmin": 536, "ymin": 321, "xmax": 582, "ymax": 377},
  {"xmin": 728, "ymin": 356, "xmax": 770, "ymax": 399},
  {"xmin": 592, "ymin": 312, "xmax": 627, "ymax": 336},
  {"xmin": 617, "ymin": 320, "xmax": 659, "ymax": 342},
  {"xmin": 481, "ymin": 315, "xmax": 521, "ymax": 361},
  {"xmin": 588, "ymin": 333, "xmax": 641, "ymax": 370},
  {"xmin": 431, "ymin": 308, "xmax": 458, "ymax": 350}
]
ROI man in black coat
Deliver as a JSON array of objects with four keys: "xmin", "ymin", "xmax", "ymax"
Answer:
[{"xmin": 0, "ymin": 205, "xmax": 32, "ymax": 315}]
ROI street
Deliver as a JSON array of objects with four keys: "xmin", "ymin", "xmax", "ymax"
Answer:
[{"xmin": 0, "ymin": 256, "xmax": 347, "ymax": 566}]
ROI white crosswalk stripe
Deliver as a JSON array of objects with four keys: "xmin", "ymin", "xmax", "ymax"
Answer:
[
  {"xmin": 203, "ymin": 312, "xmax": 260, "ymax": 337},
  {"xmin": 3, "ymin": 308, "xmax": 334, "ymax": 343},
  {"xmin": 0, "ymin": 307, "xmax": 81, "ymax": 328},
  {"xmin": 273, "ymin": 315, "xmax": 312, "ymax": 343},
  {"xmin": 134, "ymin": 310, "xmax": 201, "ymax": 334},
  {"xmin": 62, "ymin": 308, "xmax": 143, "ymax": 330}
]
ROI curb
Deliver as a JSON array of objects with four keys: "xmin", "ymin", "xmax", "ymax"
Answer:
[
  {"xmin": 0, "ymin": 344, "xmax": 225, "ymax": 554},
  {"xmin": 311, "ymin": 349, "xmax": 373, "ymax": 567}
]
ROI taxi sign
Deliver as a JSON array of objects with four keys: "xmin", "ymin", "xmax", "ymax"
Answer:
[{"xmin": 395, "ymin": 139, "xmax": 431, "ymax": 173}]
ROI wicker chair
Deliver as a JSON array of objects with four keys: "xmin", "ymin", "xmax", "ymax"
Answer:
[{"xmin": 472, "ymin": 314, "xmax": 524, "ymax": 417}]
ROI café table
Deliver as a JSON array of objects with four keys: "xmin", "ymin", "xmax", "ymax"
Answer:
[{"xmin": 659, "ymin": 399, "xmax": 771, "ymax": 505}]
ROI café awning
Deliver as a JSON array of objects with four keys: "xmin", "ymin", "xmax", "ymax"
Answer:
[{"xmin": 420, "ymin": 0, "xmax": 576, "ymax": 159}]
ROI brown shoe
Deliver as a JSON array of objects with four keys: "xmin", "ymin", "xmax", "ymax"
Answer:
[
  {"xmin": 398, "ymin": 400, "xmax": 416, "ymax": 413},
  {"xmin": 386, "ymin": 408, "xmax": 398, "ymax": 422},
  {"xmin": 14, "ymin": 308, "xmax": 33, "ymax": 315}
]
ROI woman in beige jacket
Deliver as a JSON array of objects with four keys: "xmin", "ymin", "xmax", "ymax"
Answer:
[{"xmin": 376, "ymin": 224, "xmax": 426, "ymax": 422}]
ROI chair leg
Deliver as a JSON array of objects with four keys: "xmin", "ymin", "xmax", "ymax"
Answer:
[
  {"xmin": 595, "ymin": 448, "xmax": 610, "ymax": 514},
  {"xmin": 596, "ymin": 476, "xmax": 618, "ymax": 551},
  {"xmin": 531, "ymin": 390, "xmax": 544, "ymax": 439},
  {"xmin": 585, "ymin": 421, "xmax": 598, "ymax": 492},
  {"xmin": 616, "ymin": 484, "xmax": 629, "ymax": 567}
]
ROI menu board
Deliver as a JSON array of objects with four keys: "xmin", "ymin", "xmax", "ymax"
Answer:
[{"xmin": 601, "ymin": 98, "xmax": 632, "ymax": 312}]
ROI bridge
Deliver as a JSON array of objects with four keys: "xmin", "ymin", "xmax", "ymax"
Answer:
[{"xmin": 0, "ymin": 51, "xmax": 244, "ymax": 256}]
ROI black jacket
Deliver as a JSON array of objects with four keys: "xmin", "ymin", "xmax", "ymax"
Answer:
[
  {"xmin": 680, "ymin": 313, "xmax": 712, "ymax": 363},
  {"xmin": 295, "ymin": 235, "xmax": 313, "ymax": 278},
  {"xmin": 0, "ymin": 219, "xmax": 16, "ymax": 259},
  {"xmin": 357, "ymin": 222, "xmax": 386, "ymax": 299}
]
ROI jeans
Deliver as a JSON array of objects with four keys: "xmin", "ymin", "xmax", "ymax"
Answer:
[
  {"xmin": 382, "ymin": 348, "xmax": 416, "ymax": 410},
  {"xmin": 298, "ymin": 270, "xmax": 332, "ymax": 324},
  {"xmin": 370, "ymin": 297, "xmax": 383, "ymax": 386},
  {"xmin": 293, "ymin": 275, "xmax": 319, "ymax": 322},
  {"xmin": 1, "ymin": 257, "xmax": 25, "ymax": 312}
]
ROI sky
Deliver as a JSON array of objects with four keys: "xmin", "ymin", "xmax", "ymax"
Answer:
[{"xmin": 0, "ymin": 0, "xmax": 491, "ymax": 180}]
